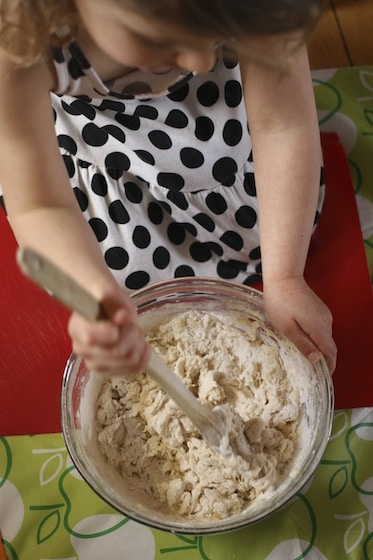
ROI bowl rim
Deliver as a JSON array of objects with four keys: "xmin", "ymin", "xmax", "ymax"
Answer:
[{"xmin": 60, "ymin": 277, "xmax": 335, "ymax": 534}]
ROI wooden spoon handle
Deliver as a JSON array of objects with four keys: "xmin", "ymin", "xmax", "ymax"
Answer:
[
  {"xmin": 16, "ymin": 247, "xmax": 105, "ymax": 320},
  {"xmin": 16, "ymin": 246, "xmax": 224, "ymax": 450}
]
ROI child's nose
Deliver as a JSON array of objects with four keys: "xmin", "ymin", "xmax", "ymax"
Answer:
[{"xmin": 175, "ymin": 49, "xmax": 216, "ymax": 73}]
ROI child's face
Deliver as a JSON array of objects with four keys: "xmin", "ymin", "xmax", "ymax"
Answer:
[{"xmin": 74, "ymin": 0, "xmax": 218, "ymax": 73}]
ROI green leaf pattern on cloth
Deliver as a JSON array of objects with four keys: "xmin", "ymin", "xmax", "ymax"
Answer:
[
  {"xmin": 313, "ymin": 66, "xmax": 373, "ymax": 279},
  {"xmin": 0, "ymin": 408, "xmax": 372, "ymax": 559}
]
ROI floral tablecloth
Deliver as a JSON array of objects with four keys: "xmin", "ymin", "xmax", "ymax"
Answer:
[
  {"xmin": 313, "ymin": 65, "xmax": 373, "ymax": 278},
  {"xmin": 1, "ymin": 407, "xmax": 372, "ymax": 560}
]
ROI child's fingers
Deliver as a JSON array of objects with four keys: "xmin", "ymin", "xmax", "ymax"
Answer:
[
  {"xmin": 81, "ymin": 342, "xmax": 150, "ymax": 376},
  {"xmin": 307, "ymin": 329, "xmax": 337, "ymax": 374},
  {"xmin": 67, "ymin": 310, "xmax": 150, "ymax": 376},
  {"xmin": 100, "ymin": 291, "xmax": 138, "ymax": 324},
  {"xmin": 68, "ymin": 313, "xmax": 119, "ymax": 347},
  {"xmin": 283, "ymin": 318, "xmax": 337, "ymax": 374}
]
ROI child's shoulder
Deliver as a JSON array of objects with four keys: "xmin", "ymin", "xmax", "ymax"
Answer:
[{"xmin": 0, "ymin": 53, "xmax": 55, "ymax": 95}]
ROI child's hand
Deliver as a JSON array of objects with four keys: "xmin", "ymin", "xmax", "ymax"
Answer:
[
  {"xmin": 263, "ymin": 277, "xmax": 337, "ymax": 374},
  {"xmin": 68, "ymin": 288, "xmax": 150, "ymax": 377}
]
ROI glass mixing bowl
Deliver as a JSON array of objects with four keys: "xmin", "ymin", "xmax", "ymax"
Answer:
[{"xmin": 61, "ymin": 278, "xmax": 334, "ymax": 534}]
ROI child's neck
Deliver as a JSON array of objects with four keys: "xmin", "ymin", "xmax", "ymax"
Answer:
[{"xmin": 76, "ymin": 25, "xmax": 135, "ymax": 82}]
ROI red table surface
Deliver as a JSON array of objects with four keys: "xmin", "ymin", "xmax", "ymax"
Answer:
[{"xmin": 0, "ymin": 132, "xmax": 372, "ymax": 436}]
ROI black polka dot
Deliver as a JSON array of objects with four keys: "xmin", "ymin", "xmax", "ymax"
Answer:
[
  {"xmin": 91, "ymin": 173, "xmax": 108, "ymax": 196},
  {"xmin": 205, "ymin": 241, "xmax": 223, "ymax": 256},
  {"xmin": 165, "ymin": 109, "xmax": 189, "ymax": 128},
  {"xmin": 148, "ymin": 202, "xmax": 164, "ymax": 224},
  {"xmin": 193, "ymin": 212, "xmax": 215, "ymax": 232},
  {"xmin": 109, "ymin": 200, "xmax": 130, "ymax": 224},
  {"xmin": 99, "ymin": 100, "xmax": 126, "ymax": 112},
  {"xmin": 223, "ymin": 120, "xmax": 242, "ymax": 146},
  {"xmin": 195, "ymin": 116, "xmax": 214, "ymax": 141},
  {"xmin": 52, "ymin": 48, "xmax": 65, "ymax": 63},
  {"xmin": 82, "ymin": 123, "xmax": 109, "ymax": 146},
  {"xmin": 63, "ymin": 155, "xmax": 75, "ymax": 178},
  {"xmin": 89, "ymin": 217, "xmax": 108, "ymax": 242},
  {"xmin": 126, "ymin": 271, "xmax": 150, "ymax": 290},
  {"xmin": 103, "ymin": 125, "xmax": 126, "ymax": 143},
  {"xmin": 115, "ymin": 113, "xmax": 141, "ymax": 130},
  {"xmin": 135, "ymin": 150, "xmax": 155, "ymax": 165},
  {"xmin": 58, "ymin": 134, "xmax": 78, "ymax": 155},
  {"xmin": 107, "ymin": 168, "xmax": 123, "ymax": 180},
  {"xmin": 148, "ymin": 130, "xmax": 172, "ymax": 149},
  {"xmin": 255, "ymin": 261, "xmax": 262, "ymax": 274},
  {"xmin": 153, "ymin": 246, "xmax": 170, "ymax": 269},
  {"xmin": 71, "ymin": 45, "xmax": 90, "ymax": 69},
  {"xmin": 217, "ymin": 261, "xmax": 239, "ymax": 280},
  {"xmin": 222, "ymin": 175, "xmax": 235, "ymax": 187},
  {"xmin": 212, "ymin": 158, "xmax": 237, "ymax": 183},
  {"xmin": 167, "ymin": 83, "xmax": 189, "ymax": 102},
  {"xmin": 76, "ymin": 95, "xmax": 92, "ymax": 103},
  {"xmin": 167, "ymin": 191, "xmax": 188, "ymax": 210},
  {"xmin": 168, "ymin": 72, "xmax": 193, "ymax": 93},
  {"xmin": 74, "ymin": 187, "xmax": 88, "ymax": 211},
  {"xmin": 244, "ymin": 172, "xmax": 256, "ymax": 196},
  {"xmin": 243, "ymin": 273, "xmax": 262, "ymax": 285},
  {"xmin": 197, "ymin": 81, "xmax": 219, "ymax": 106},
  {"xmin": 134, "ymin": 105, "xmax": 159, "ymax": 119},
  {"xmin": 105, "ymin": 152, "xmax": 131, "ymax": 172},
  {"xmin": 133, "ymin": 225, "xmax": 151, "ymax": 248},
  {"xmin": 217, "ymin": 262, "xmax": 238, "ymax": 279},
  {"xmin": 105, "ymin": 246, "xmax": 129, "ymax": 270},
  {"xmin": 167, "ymin": 223, "xmax": 186, "ymax": 245},
  {"xmin": 69, "ymin": 99, "xmax": 96, "ymax": 119},
  {"xmin": 160, "ymin": 201, "xmax": 172, "ymax": 214},
  {"xmin": 157, "ymin": 172, "xmax": 185, "ymax": 191},
  {"xmin": 124, "ymin": 181, "xmax": 143, "ymax": 203},
  {"xmin": 220, "ymin": 231, "xmax": 244, "ymax": 251},
  {"xmin": 249, "ymin": 246, "xmax": 261, "ymax": 260},
  {"xmin": 174, "ymin": 265, "xmax": 195, "ymax": 278},
  {"xmin": 180, "ymin": 147, "xmax": 204, "ymax": 169},
  {"xmin": 61, "ymin": 100, "xmax": 83, "ymax": 117},
  {"xmin": 235, "ymin": 206, "xmax": 257, "ymax": 228},
  {"xmin": 224, "ymin": 80, "xmax": 242, "ymax": 107},
  {"xmin": 68, "ymin": 58, "xmax": 84, "ymax": 79},
  {"xmin": 181, "ymin": 222, "xmax": 197, "ymax": 237},
  {"xmin": 190, "ymin": 242, "xmax": 212, "ymax": 262},
  {"xmin": 205, "ymin": 192, "xmax": 227, "ymax": 215},
  {"xmin": 218, "ymin": 259, "xmax": 247, "ymax": 278}
]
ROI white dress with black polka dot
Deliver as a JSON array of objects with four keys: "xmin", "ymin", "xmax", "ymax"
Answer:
[{"xmin": 49, "ymin": 42, "xmax": 324, "ymax": 292}]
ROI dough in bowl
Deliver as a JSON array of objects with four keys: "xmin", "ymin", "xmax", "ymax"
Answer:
[{"xmin": 95, "ymin": 309, "xmax": 301, "ymax": 521}]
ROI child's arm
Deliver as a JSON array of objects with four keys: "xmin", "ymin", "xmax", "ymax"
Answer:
[
  {"xmin": 0, "ymin": 56, "xmax": 150, "ymax": 375},
  {"xmin": 240, "ymin": 41, "xmax": 337, "ymax": 373}
]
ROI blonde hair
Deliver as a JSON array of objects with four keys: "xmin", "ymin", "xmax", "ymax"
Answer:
[
  {"xmin": 0, "ymin": 0, "xmax": 325, "ymax": 67},
  {"xmin": 0, "ymin": 0, "xmax": 77, "ymax": 66}
]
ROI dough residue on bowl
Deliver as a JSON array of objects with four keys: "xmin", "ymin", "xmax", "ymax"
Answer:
[{"xmin": 95, "ymin": 309, "xmax": 301, "ymax": 521}]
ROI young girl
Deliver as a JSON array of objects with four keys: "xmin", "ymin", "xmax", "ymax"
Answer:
[{"xmin": 0, "ymin": 0, "xmax": 337, "ymax": 376}]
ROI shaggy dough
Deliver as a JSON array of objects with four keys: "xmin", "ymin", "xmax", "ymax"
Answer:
[{"xmin": 95, "ymin": 309, "xmax": 301, "ymax": 521}]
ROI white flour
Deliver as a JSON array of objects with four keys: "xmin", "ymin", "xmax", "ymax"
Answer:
[{"xmin": 94, "ymin": 309, "xmax": 302, "ymax": 521}]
